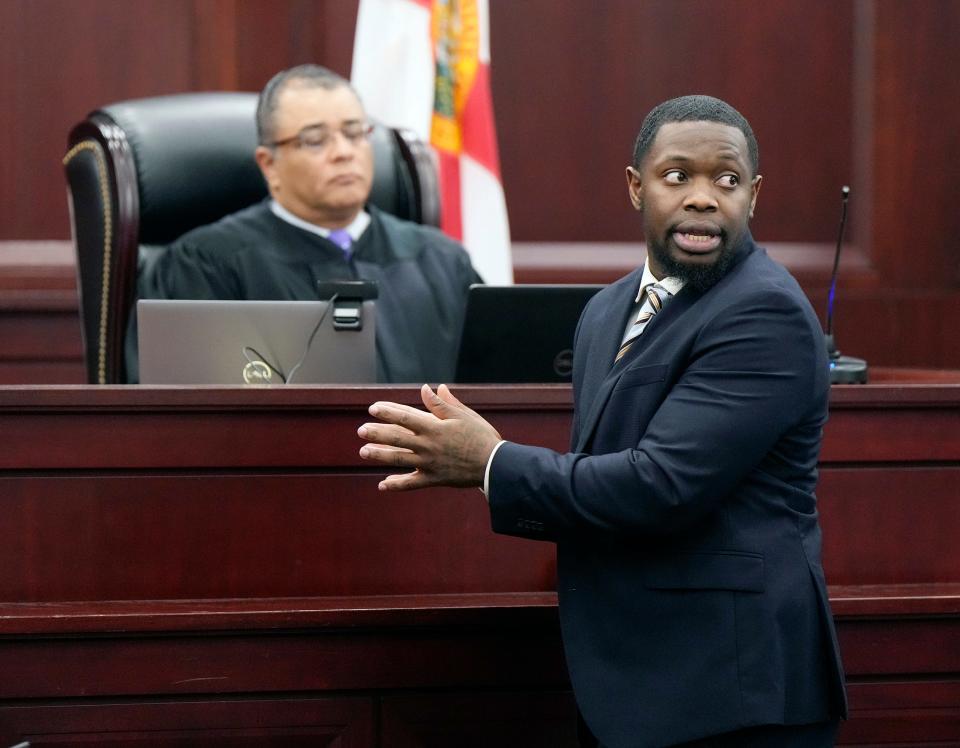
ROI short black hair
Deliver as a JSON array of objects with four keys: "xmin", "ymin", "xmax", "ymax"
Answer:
[
  {"xmin": 256, "ymin": 64, "xmax": 359, "ymax": 146},
  {"xmin": 631, "ymin": 95, "xmax": 759, "ymax": 176}
]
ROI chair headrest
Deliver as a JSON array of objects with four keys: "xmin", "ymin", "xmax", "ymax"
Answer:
[
  {"xmin": 97, "ymin": 91, "xmax": 420, "ymax": 243},
  {"xmin": 99, "ymin": 92, "xmax": 266, "ymax": 245}
]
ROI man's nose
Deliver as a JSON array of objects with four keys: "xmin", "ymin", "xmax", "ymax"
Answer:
[
  {"xmin": 683, "ymin": 182, "xmax": 718, "ymax": 211},
  {"xmin": 327, "ymin": 130, "xmax": 355, "ymax": 159}
]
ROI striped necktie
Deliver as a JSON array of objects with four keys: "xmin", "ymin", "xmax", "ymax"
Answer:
[{"xmin": 615, "ymin": 283, "xmax": 669, "ymax": 362}]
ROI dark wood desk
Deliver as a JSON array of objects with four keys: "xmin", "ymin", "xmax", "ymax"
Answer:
[{"xmin": 0, "ymin": 377, "xmax": 957, "ymax": 745}]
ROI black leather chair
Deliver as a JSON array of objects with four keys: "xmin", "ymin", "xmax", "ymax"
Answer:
[{"xmin": 64, "ymin": 92, "xmax": 440, "ymax": 384}]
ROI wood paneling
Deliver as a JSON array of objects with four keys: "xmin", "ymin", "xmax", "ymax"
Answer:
[
  {"xmin": 0, "ymin": 473, "xmax": 557, "ymax": 601},
  {"xmin": 489, "ymin": 0, "xmax": 855, "ymax": 244},
  {"xmin": 868, "ymin": 0, "xmax": 960, "ymax": 286},
  {"xmin": 840, "ymin": 680, "xmax": 960, "ymax": 744},
  {"xmin": 0, "ymin": 241, "xmax": 83, "ymax": 383},
  {"xmin": 0, "ymin": 0, "xmax": 197, "ymax": 241},
  {"xmin": 0, "ymin": 698, "xmax": 374, "ymax": 747},
  {"xmin": 0, "ymin": 381, "xmax": 957, "ymax": 744},
  {"xmin": 819, "ymin": 467, "xmax": 960, "ymax": 585}
]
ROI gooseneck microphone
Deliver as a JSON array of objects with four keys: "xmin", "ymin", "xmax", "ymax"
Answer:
[
  {"xmin": 824, "ymin": 185, "xmax": 868, "ymax": 384},
  {"xmin": 826, "ymin": 186, "xmax": 850, "ymax": 340}
]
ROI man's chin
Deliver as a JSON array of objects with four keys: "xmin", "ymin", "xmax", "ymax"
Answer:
[
  {"xmin": 653, "ymin": 241, "xmax": 735, "ymax": 292},
  {"xmin": 672, "ymin": 247, "xmax": 721, "ymax": 266},
  {"xmin": 308, "ymin": 195, "xmax": 367, "ymax": 221}
]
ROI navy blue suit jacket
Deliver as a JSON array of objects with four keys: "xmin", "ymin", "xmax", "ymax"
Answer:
[{"xmin": 488, "ymin": 238, "xmax": 847, "ymax": 747}]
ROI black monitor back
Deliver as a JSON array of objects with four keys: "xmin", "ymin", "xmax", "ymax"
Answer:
[{"xmin": 454, "ymin": 284, "xmax": 603, "ymax": 383}]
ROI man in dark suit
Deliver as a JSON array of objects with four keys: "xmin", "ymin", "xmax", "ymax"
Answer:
[{"xmin": 357, "ymin": 95, "xmax": 847, "ymax": 747}]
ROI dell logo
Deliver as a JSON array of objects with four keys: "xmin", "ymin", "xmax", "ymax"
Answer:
[{"xmin": 553, "ymin": 349, "xmax": 574, "ymax": 378}]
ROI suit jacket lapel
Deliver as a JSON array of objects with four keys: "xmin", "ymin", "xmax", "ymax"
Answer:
[
  {"xmin": 573, "ymin": 237, "xmax": 759, "ymax": 453},
  {"xmin": 573, "ymin": 269, "xmax": 642, "ymax": 450},
  {"xmin": 574, "ymin": 284, "xmax": 697, "ymax": 453}
]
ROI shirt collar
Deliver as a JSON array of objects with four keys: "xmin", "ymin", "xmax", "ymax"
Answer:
[
  {"xmin": 270, "ymin": 200, "xmax": 371, "ymax": 242},
  {"xmin": 635, "ymin": 261, "xmax": 684, "ymax": 302}
]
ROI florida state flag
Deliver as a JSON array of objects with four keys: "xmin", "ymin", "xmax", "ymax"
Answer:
[{"xmin": 351, "ymin": 0, "xmax": 513, "ymax": 284}]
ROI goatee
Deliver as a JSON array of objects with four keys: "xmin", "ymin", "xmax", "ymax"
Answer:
[{"xmin": 647, "ymin": 237, "xmax": 738, "ymax": 293}]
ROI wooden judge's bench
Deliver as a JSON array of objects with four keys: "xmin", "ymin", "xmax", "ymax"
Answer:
[{"xmin": 0, "ymin": 371, "xmax": 958, "ymax": 746}]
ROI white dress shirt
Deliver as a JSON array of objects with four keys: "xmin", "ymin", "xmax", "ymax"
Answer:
[{"xmin": 270, "ymin": 200, "xmax": 371, "ymax": 243}]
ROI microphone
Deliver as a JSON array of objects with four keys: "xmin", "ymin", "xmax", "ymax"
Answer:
[{"xmin": 824, "ymin": 185, "xmax": 868, "ymax": 383}]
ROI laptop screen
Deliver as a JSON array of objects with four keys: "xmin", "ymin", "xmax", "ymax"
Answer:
[
  {"xmin": 454, "ymin": 284, "xmax": 603, "ymax": 383},
  {"xmin": 137, "ymin": 299, "xmax": 376, "ymax": 384}
]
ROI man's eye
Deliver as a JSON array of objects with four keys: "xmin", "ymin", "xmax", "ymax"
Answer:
[
  {"xmin": 716, "ymin": 174, "xmax": 739, "ymax": 188},
  {"xmin": 664, "ymin": 171, "xmax": 686, "ymax": 184},
  {"xmin": 342, "ymin": 124, "xmax": 366, "ymax": 140},
  {"xmin": 300, "ymin": 129, "xmax": 330, "ymax": 148}
]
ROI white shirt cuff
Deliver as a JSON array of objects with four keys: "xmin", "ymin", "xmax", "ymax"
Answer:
[{"xmin": 481, "ymin": 440, "xmax": 508, "ymax": 500}]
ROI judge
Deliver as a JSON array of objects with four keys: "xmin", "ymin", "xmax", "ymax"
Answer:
[{"xmin": 129, "ymin": 64, "xmax": 481, "ymax": 383}]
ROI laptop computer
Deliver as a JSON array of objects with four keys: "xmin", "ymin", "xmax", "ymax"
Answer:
[
  {"xmin": 454, "ymin": 284, "xmax": 603, "ymax": 383},
  {"xmin": 137, "ymin": 299, "xmax": 376, "ymax": 384}
]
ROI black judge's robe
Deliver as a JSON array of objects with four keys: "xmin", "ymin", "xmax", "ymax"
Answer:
[{"xmin": 127, "ymin": 200, "xmax": 482, "ymax": 383}]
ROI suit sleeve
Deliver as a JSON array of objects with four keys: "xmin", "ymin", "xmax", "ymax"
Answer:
[
  {"xmin": 488, "ymin": 289, "xmax": 823, "ymax": 540},
  {"xmin": 567, "ymin": 307, "xmax": 589, "ymax": 452}
]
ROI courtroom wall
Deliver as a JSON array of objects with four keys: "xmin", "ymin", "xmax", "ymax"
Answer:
[{"xmin": 1, "ymin": 0, "xmax": 958, "ymax": 370}]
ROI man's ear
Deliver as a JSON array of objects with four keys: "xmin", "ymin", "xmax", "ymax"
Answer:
[
  {"xmin": 626, "ymin": 166, "xmax": 643, "ymax": 211},
  {"xmin": 255, "ymin": 146, "xmax": 279, "ymax": 193},
  {"xmin": 748, "ymin": 174, "xmax": 762, "ymax": 219}
]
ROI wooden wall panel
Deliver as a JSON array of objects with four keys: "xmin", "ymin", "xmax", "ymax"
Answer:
[
  {"xmin": 0, "ymin": 0, "xmax": 197, "ymax": 241},
  {"xmin": 819, "ymin": 467, "xmax": 960, "ymax": 586},
  {"xmin": 0, "ymin": 697, "xmax": 375, "ymax": 747},
  {"xmin": 868, "ymin": 0, "xmax": 960, "ymax": 287},
  {"xmin": 0, "ymin": 241, "xmax": 82, "ymax": 383},
  {"xmin": 0, "ymin": 383, "xmax": 957, "ymax": 744},
  {"xmin": 489, "ymin": 0, "xmax": 855, "ymax": 243},
  {"xmin": 822, "ymin": 290, "xmax": 960, "ymax": 369},
  {"xmin": 226, "ymin": 0, "xmax": 361, "ymax": 90},
  {"xmin": 0, "ymin": 473, "xmax": 555, "ymax": 602}
]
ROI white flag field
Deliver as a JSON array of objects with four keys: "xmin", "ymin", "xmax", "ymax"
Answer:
[{"xmin": 351, "ymin": 0, "xmax": 513, "ymax": 285}]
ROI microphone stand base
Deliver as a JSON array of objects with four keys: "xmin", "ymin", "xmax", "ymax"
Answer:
[
  {"xmin": 830, "ymin": 355, "xmax": 869, "ymax": 384},
  {"xmin": 824, "ymin": 334, "xmax": 869, "ymax": 384}
]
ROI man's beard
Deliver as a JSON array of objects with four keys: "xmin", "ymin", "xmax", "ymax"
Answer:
[{"xmin": 646, "ymin": 235, "xmax": 738, "ymax": 293}]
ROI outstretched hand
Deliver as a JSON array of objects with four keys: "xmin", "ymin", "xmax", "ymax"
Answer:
[{"xmin": 358, "ymin": 384, "xmax": 502, "ymax": 491}]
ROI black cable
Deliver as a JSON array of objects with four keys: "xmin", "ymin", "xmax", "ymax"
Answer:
[
  {"xmin": 240, "ymin": 294, "xmax": 337, "ymax": 384},
  {"xmin": 242, "ymin": 346, "xmax": 288, "ymax": 383},
  {"xmin": 826, "ymin": 186, "xmax": 851, "ymax": 337},
  {"xmin": 286, "ymin": 293, "xmax": 337, "ymax": 384}
]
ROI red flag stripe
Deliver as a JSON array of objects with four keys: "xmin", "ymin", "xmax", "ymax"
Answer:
[
  {"xmin": 459, "ymin": 62, "xmax": 501, "ymax": 178},
  {"xmin": 437, "ymin": 150, "xmax": 463, "ymax": 240}
]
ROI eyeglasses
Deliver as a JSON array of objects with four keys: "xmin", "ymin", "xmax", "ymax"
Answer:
[{"xmin": 270, "ymin": 122, "xmax": 374, "ymax": 152}]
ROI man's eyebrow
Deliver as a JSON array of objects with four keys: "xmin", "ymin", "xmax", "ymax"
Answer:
[
  {"xmin": 300, "ymin": 117, "xmax": 364, "ymax": 130},
  {"xmin": 715, "ymin": 149, "xmax": 745, "ymax": 164}
]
